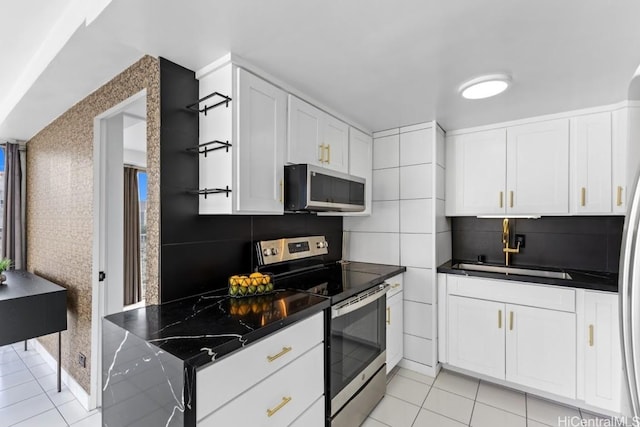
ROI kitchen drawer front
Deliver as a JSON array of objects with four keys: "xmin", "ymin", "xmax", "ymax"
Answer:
[
  {"xmin": 447, "ymin": 275, "xmax": 575, "ymax": 312},
  {"xmin": 289, "ymin": 395, "xmax": 325, "ymax": 427},
  {"xmin": 198, "ymin": 343, "xmax": 324, "ymax": 427},
  {"xmin": 386, "ymin": 273, "xmax": 404, "ymax": 299},
  {"xmin": 196, "ymin": 312, "xmax": 323, "ymax": 419}
]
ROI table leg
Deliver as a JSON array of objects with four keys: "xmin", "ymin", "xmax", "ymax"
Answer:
[
  {"xmin": 57, "ymin": 332, "xmax": 61, "ymax": 393},
  {"xmin": 24, "ymin": 340, "xmax": 27, "ymax": 351}
]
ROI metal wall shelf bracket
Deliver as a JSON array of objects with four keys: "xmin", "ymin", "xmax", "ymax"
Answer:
[{"xmin": 186, "ymin": 92, "xmax": 232, "ymax": 116}]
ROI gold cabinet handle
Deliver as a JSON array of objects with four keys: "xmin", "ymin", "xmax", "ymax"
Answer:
[
  {"xmin": 581, "ymin": 187, "xmax": 586, "ymax": 207},
  {"xmin": 509, "ymin": 191, "xmax": 514, "ymax": 208},
  {"xmin": 386, "ymin": 307, "xmax": 391, "ymax": 325},
  {"xmin": 589, "ymin": 324, "xmax": 594, "ymax": 347},
  {"xmin": 499, "ymin": 191, "xmax": 504, "ymax": 208},
  {"xmin": 326, "ymin": 144, "xmax": 331, "ymax": 164},
  {"xmin": 267, "ymin": 396, "xmax": 292, "ymax": 417},
  {"xmin": 498, "ymin": 310, "xmax": 502, "ymax": 329},
  {"xmin": 617, "ymin": 186, "xmax": 623, "ymax": 207},
  {"xmin": 279, "ymin": 179, "xmax": 283, "ymax": 204},
  {"xmin": 319, "ymin": 144, "xmax": 326, "ymax": 163},
  {"xmin": 267, "ymin": 346, "xmax": 292, "ymax": 363},
  {"xmin": 509, "ymin": 311, "xmax": 514, "ymax": 331},
  {"xmin": 391, "ymin": 283, "xmax": 401, "ymax": 289}
]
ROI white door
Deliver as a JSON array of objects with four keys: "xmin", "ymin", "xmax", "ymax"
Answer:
[
  {"xmin": 571, "ymin": 112, "xmax": 612, "ymax": 213},
  {"xmin": 348, "ymin": 127, "xmax": 372, "ymax": 215},
  {"xmin": 584, "ymin": 291, "xmax": 622, "ymax": 412},
  {"xmin": 448, "ymin": 296, "xmax": 505, "ymax": 380},
  {"xmin": 322, "ymin": 115, "xmax": 349, "ymax": 173},
  {"xmin": 287, "ymin": 95, "xmax": 323, "ymax": 166},
  {"xmin": 505, "ymin": 304, "xmax": 576, "ymax": 398},
  {"xmin": 236, "ymin": 69, "xmax": 286, "ymax": 213},
  {"xmin": 506, "ymin": 119, "xmax": 570, "ymax": 214},
  {"xmin": 449, "ymin": 129, "xmax": 507, "ymax": 215},
  {"xmin": 386, "ymin": 291, "xmax": 404, "ymax": 373}
]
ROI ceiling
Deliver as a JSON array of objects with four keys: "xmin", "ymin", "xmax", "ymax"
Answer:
[{"xmin": 3, "ymin": 0, "xmax": 640, "ymax": 140}]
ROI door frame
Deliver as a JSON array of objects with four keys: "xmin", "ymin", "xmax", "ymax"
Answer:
[{"xmin": 89, "ymin": 89, "xmax": 146, "ymax": 409}]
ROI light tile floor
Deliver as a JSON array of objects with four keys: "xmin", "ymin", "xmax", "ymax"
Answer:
[
  {"xmin": 0, "ymin": 341, "xmax": 100, "ymax": 427},
  {"xmin": 366, "ymin": 367, "xmax": 615, "ymax": 427},
  {"xmin": 0, "ymin": 340, "xmax": 616, "ymax": 427}
]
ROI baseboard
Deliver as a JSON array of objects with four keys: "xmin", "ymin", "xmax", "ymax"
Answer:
[
  {"xmin": 33, "ymin": 339, "xmax": 92, "ymax": 411},
  {"xmin": 398, "ymin": 358, "xmax": 438, "ymax": 378}
]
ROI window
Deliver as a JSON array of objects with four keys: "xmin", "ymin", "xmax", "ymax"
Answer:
[{"xmin": 138, "ymin": 171, "xmax": 147, "ymax": 298}]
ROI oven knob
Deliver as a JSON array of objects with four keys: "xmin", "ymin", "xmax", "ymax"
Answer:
[
  {"xmin": 316, "ymin": 241, "xmax": 329, "ymax": 249},
  {"xmin": 272, "ymin": 248, "xmax": 279, "ymax": 255},
  {"xmin": 263, "ymin": 248, "xmax": 271, "ymax": 256}
]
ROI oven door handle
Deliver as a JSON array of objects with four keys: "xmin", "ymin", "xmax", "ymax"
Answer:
[{"xmin": 331, "ymin": 283, "xmax": 390, "ymax": 319}]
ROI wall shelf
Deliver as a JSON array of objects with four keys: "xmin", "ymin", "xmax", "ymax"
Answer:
[
  {"xmin": 186, "ymin": 140, "xmax": 232, "ymax": 156},
  {"xmin": 188, "ymin": 186, "xmax": 232, "ymax": 198},
  {"xmin": 186, "ymin": 91, "xmax": 232, "ymax": 116}
]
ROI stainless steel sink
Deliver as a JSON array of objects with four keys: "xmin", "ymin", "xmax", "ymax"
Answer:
[{"xmin": 452, "ymin": 263, "xmax": 572, "ymax": 280}]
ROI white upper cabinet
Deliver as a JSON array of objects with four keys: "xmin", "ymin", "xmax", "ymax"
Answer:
[
  {"xmin": 348, "ymin": 127, "xmax": 373, "ymax": 215},
  {"xmin": 288, "ymin": 95, "xmax": 349, "ymax": 173},
  {"xmin": 506, "ymin": 119, "xmax": 570, "ymax": 215},
  {"xmin": 236, "ymin": 69, "xmax": 287, "ymax": 213},
  {"xmin": 446, "ymin": 129, "xmax": 506, "ymax": 216},
  {"xmin": 612, "ymin": 107, "xmax": 640, "ymax": 214},
  {"xmin": 198, "ymin": 66, "xmax": 286, "ymax": 215},
  {"xmin": 570, "ymin": 112, "xmax": 612, "ymax": 214}
]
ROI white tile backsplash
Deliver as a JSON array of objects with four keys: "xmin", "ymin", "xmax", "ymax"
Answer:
[
  {"xmin": 344, "ymin": 201, "xmax": 399, "ymax": 233},
  {"xmin": 400, "ymin": 233, "xmax": 433, "ymax": 268},
  {"xmin": 373, "ymin": 134, "xmax": 400, "ymax": 169},
  {"xmin": 404, "ymin": 334, "xmax": 433, "ymax": 366},
  {"xmin": 400, "ymin": 128, "xmax": 433, "ymax": 167},
  {"xmin": 400, "ymin": 164, "xmax": 432, "ymax": 199},
  {"xmin": 372, "ymin": 168, "xmax": 399, "ymax": 201},
  {"xmin": 400, "ymin": 199, "xmax": 432, "ymax": 234},
  {"xmin": 403, "ymin": 267, "xmax": 433, "ymax": 304},
  {"xmin": 436, "ymin": 164, "xmax": 445, "ymax": 200},
  {"xmin": 404, "ymin": 301, "xmax": 433, "ymax": 339},
  {"xmin": 346, "ymin": 231, "xmax": 400, "ymax": 265}
]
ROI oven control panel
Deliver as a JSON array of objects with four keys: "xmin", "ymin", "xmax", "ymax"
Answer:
[{"xmin": 257, "ymin": 235, "xmax": 329, "ymax": 265}]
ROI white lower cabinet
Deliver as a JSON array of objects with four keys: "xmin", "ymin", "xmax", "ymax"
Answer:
[
  {"xmin": 583, "ymin": 291, "xmax": 622, "ymax": 412},
  {"xmin": 448, "ymin": 296, "xmax": 505, "ymax": 380},
  {"xmin": 196, "ymin": 313, "xmax": 325, "ymax": 427},
  {"xmin": 442, "ymin": 274, "xmax": 622, "ymax": 413},
  {"xmin": 505, "ymin": 304, "xmax": 576, "ymax": 398},
  {"xmin": 386, "ymin": 274, "xmax": 404, "ymax": 373}
]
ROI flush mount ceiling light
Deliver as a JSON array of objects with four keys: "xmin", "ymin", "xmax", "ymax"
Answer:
[{"xmin": 459, "ymin": 74, "xmax": 511, "ymax": 100}]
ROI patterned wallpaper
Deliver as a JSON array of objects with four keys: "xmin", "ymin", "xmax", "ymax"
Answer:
[{"xmin": 26, "ymin": 55, "xmax": 160, "ymax": 393}]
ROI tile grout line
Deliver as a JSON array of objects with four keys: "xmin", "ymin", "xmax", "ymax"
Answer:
[
  {"xmin": 14, "ymin": 341, "xmax": 71, "ymax": 427},
  {"xmin": 468, "ymin": 380, "xmax": 481, "ymax": 426}
]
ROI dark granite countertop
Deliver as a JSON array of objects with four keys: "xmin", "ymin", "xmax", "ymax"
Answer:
[
  {"xmin": 104, "ymin": 288, "xmax": 330, "ymax": 369},
  {"xmin": 0, "ymin": 270, "xmax": 66, "ymax": 301},
  {"xmin": 437, "ymin": 260, "xmax": 618, "ymax": 293}
]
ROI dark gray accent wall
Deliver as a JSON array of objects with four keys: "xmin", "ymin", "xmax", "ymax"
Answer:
[
  {"xmin": 451, "ymin": 216, "xmax": 624, "ymax": 273},
  {"xmin": 159, "ymin": 58, "xmax": 342, "ymax": 303}
]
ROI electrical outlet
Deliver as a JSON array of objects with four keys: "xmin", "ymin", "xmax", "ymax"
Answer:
[
  {"xmin": 78, "ymin": 353, "xmax": 86, "ymax": 368},
  {"xmin": 515, "ymin": 234, "xmax": 526, "ymax": 248}
]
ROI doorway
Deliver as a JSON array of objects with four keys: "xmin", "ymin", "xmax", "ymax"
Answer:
[{"xmin": 89, "ymin": 90, "xmax": 147, "ymax": 409}]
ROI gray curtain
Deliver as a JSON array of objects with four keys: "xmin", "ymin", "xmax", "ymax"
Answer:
[
  {"xmin": 3, "ymin": 143, "xmax": 25, "ymax": 269},
  {"xmin": 123, "ymin": 167, "xmax": 141, "ymax": 305}
]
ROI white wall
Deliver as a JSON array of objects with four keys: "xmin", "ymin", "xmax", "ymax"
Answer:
[{"xmin": 344, "ymin": 121, "xmax": 450, "ymax": 376}]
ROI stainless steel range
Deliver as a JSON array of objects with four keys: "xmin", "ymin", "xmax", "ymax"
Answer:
[{"xmin": 257, "ymin": 235, "xmax": 388, "ymax": 427}]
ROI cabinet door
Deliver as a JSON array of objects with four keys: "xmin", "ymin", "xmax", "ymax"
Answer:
[
  {"xmin": 612, "ymin": 108, "xmax": 628, "ymax": 214},
  {"xmin": 237, "ymin": 69, "xmax": 286, "ymax": 213},
  {"xmin": 448, "ymin": 129, "xmax": 507, "ymax": 215},
  {"xmin": 348, "ymin": 127, "xmax": 373, "ymax": 215},
  {"xmin": 506, "ymin": 119, "xmax": 569, "ymax": 214},
  {"xmin": 287, "ymin": 95, "xmax": 323, "ymax": 166},
  {"xmin": 505, "ymin": 304, "xmax": 576, "ymax": 398},
  {"xmin": 323, "ymin": 115, "xmax": 349, "ymax": 173},
  {"xmin": 448, "ymin": 296, "xmax": 505, "ymax": 380},
  {"xmin": 386, "ymin": 291, "xmax": 404, "ymax": 373},
  {"xmin": 584, "ymin": 291, "xmax": 622, "ymax": 412},
  {"xmin": 571, "ymin": 113, "xmax": 612, "ymax": 213}
]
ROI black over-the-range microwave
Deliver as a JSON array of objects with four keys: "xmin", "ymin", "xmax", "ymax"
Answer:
[{"xmin": 284, "ymin": 164, "xmax": 366, "ymax": 213}]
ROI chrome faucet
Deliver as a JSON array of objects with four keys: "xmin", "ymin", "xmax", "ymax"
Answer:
[{"xmin": 502, "ymin": 218, "xmax": 520, "ymax": 266}]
